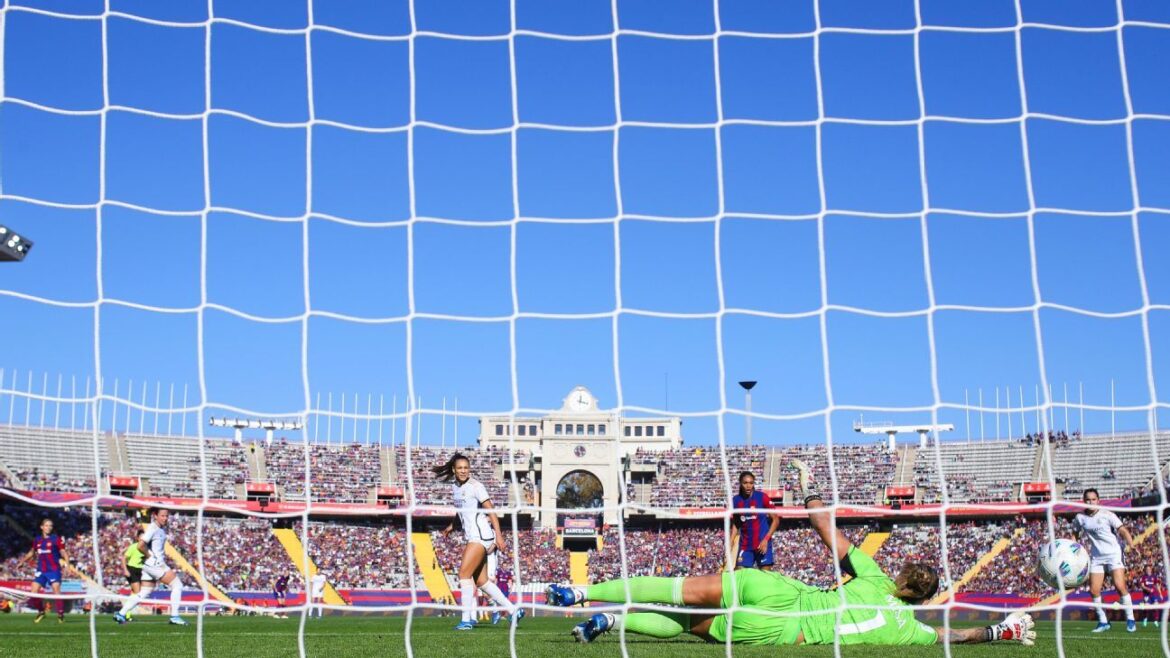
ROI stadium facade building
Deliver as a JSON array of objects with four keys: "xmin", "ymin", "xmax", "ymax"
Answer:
[{"xmin": 477, "ymin": 386, "xmax": 681, "ymax": 528}]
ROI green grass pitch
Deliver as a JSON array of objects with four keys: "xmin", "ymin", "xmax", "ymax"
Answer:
[{"xmin": 0, "ymin": 614, "xmax": 1164, "ymax": 657}]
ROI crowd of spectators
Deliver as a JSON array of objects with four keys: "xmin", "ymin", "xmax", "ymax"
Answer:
[
  {"xmin": 431, "ymin": 526, "xmax": 567, "ymax": 584},
  {"xmin": 962, "ymin": 516, "xmax": 1078, "ymax": 598},
  {"xmin": 397, "ymin": 446, "xmax": 529, "ymax": 508},
  {"xmin": 875, "ymin": 521, "xmax": 1007, "ymax": 590},
  {"xmin": 303, "ymin": 521, "xmax": 412, "ymax": 589},
  {"xmin": 588, "ymin": 526, "xmax": 724, "ymax": 582},
  {"xmin": 773, "ymin": 444, "xmax": 896, "ymax": 505},
  {"xmin": 12, "ymin": 468, "xmax": 97, "ymax": 494},
  {"xmin": 266, "ymin": 441, "xmax": 380, "ymax": 503},
  {"xmin": 3, "ymin": 506, "xmax": 1167, "ymax": 602},
  {"xmin": 642, "ymin": 447, "xmax": 766, "ymax": 508}
]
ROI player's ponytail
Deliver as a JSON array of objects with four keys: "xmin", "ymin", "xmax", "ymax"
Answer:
[
  {"xmin": 432, "ymin": 453, "xmax": 470, "ymax": 482},
  {"xmin": 893, "ymin": 563, "xmax": 939, "ymax": 605}
]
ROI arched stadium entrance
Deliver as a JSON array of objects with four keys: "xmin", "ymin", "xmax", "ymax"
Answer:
[{"xmin": 555, "ymin": 469, "xmax": 604, "ymax": 510}]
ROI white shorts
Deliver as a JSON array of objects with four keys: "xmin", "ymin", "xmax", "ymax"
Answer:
[
  {"xmin": 465, "ymin": 535, "xmax": 496, "ymax": 552},
  {"xmin": 311, "ymin": 592, "xmax": 325, "ymax": 601},
  {"xmin": 1090, "ymin": 554, "xmax": 1125, "ymax": 574},
  {"xmin": 141, "ymin": 563, "xmax": 171, "ymax": 582},
  {"xmin": 486, "ymin": 550, "xmax": 498, "ymax": 580}
]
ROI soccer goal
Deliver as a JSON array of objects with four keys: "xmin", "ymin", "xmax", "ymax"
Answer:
[{"xmin": 1, "ymin": 1, "xmax": 1168, "ymax": 656}]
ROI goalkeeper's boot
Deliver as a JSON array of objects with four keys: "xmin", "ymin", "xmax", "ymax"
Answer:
[
  {"xmin": 113, "ymin": 612, "xmax": 128, "ymax": 625},
  {"xmin": 545, "ymin": 584, "xmax": 584, "ymax": 607},
  {"xmin": 169, "ymin": 616, "xmax": 189, "ymax": 626},
  {"xmin": 1127, "ymin": 620, "xmax": 1137, "ymax": 633},
  {"xmin": 454, "ymin": 620, "xmax": 476, "ymax": 631},
  {"xmin": 572, "ymin": 613, "xmax": 613, "ymax": 644},
  {"xmin": 988, "ymin": 612, "xmax": 1035, "ymax": 645},
  {"xmin": 1091, "ymin": 622, "xmax": 1111, "ymax": 633}
]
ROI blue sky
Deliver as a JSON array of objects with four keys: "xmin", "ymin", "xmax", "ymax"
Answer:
[{"xmin": 1, "ymin": 0, "xmax": 1169, "ymax": 447}]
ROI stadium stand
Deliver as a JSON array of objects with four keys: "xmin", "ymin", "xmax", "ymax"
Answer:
[
  {"xmin": 588, "ymin": 525, "xmax": 724, "ymax": 582},
  {"xmin": 396, "ymin": 446, "xmax": 530, "ymax": 508},
  {"xmin": 122, "ymin": 434, "xmax": 249, "ymax": 499},
  {"xmin": 0, "ymin": 426, "xmax": 110, "ymax": 493},
  {"xmin": 642, "ymin": 447, "xmax": 766, "ymax": 508},
  {"xmin": 1046, "ymin": 432, "xmax": 1170, "ymax": 500},
  {"xmin": 771, "ymin": 444, "xmax": 896, "ymax": 505},
  {"xmin": 875, "ymin": 520, "xmax": 1008, "ymax": 587},
  {"xmin": 913, "ymin": 441, "xmax": 1036, "ymax": 503},
  {"xmin": 302, "ymin": 520, "xmax": 413, "ymax": 589},
  {"xmin": 265, "ymin": 441, "xmax": 380, "ymax": 503}
]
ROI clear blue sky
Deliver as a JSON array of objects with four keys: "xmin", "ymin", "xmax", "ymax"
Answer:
[{"xmin": 1, "ymin": 0, "xmax": 1168, "ymax": 446}]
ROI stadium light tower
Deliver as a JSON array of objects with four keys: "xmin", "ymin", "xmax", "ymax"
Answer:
[
  {"xmin": 209, "ymin": 417, "xmax": 303, "ymax": 445},
  {"xmin": 854, "ymin": 419, "xmax": 954, "ymax": 452},
  {"xmin": 0, "ymin": 225, "xmax": 34, "ymax": 262},
  {"xmin": 739, "ymin": 381, "xmax": 757, "ymax": 448}
]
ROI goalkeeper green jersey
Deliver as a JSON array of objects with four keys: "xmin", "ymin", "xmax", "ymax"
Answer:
[
  {"xmin": 797, "ymin": 547, "xmax": 938, "ymax": 646},
  {"xmin": 124, "ymin": 543, "xmax": 145, "ymax": 569}
]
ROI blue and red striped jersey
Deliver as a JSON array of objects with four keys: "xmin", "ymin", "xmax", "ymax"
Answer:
[
  {"xmin": 732, "ymin": 491, "xmax": 774, "ymax": 551},
  {"xmin": 497, "ymin": 570, "xmax": 512, "ymax": 593},
  {"xmin": 33, "ymin": 535, "xmax": 63, "ymax": 573}
]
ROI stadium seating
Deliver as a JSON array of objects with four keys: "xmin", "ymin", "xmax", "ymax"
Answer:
[
  {"xmin": 122, "ymin": 434, "xmax": 249, "ymax": 499},
  {"xmin": 265, "ymin": 441, "xmax": 381, "ymax": 503},
  {"xmin": 770, "ymin": 444, "xmax": 896, "ymax": 505},
  {"xmin": 303, "ymin": 521, "xmax": 414, "ymax": 589},
  {"xmin": 396, "ymin": 446, "xmax": 530, "ymax": 508},
  {"xmin": 1047, "ymin": 433, "xmax": 1170, "ymax": 500},
  {"xmin": 0, "ymin": 426, "xmax": 109, "ymax": 493},
  {"xmin": 913, "ymin": 441, "xmax": 1035, "ymax": 503},
  {"xmin": 643, "ymin": 447, "xmax": 766, "ymax": 508}
]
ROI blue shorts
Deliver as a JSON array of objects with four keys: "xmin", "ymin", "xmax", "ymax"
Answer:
[
  {"xmin": 737, "ymin": 545, "xmax": 774, "ymax": 568},
  {"xmin": 274, "ymin": 590, "xmax": 287, "ymax": 600},
  {"xmin": 34, "ymin": 571, "xmax": 62, "ymax": 588}
]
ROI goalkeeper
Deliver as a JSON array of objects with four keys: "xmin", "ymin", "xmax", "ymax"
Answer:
[{"xmin": 546, "ymin": 460, "xmax": 1035, "ymax": 647}]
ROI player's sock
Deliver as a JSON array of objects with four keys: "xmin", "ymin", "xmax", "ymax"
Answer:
[
  {"xmin": 55, "ymin": 597, "xmax": 64, "ymax": 615},
  {"xmin": 118, "ymin": 594, "xmax": 142, "ymax": 617},
  {"xmin": 169, "ymin": 578, "xmax": 185, "ymax": 617},
  {"xmin": 623, "ymin": 612, "xmax": 688, "ymax": 639},
  {"xmin": 1121, "ymin": 594, "xmax": 1135, "ymax": 621},
  {"xmin": 1093, "ymin": 596, "xmax": 1108, "ymax": 624},
  {"xmin": 459, "ymin": 579, "xmax": 475, "ymax": 623},
  {"xmin": 479, "ymin": 582, "xmax": 516, "ymax": 613},
  {"xmin": 586, "ymin": 577, "xmax": 685, "ymax": 605}
]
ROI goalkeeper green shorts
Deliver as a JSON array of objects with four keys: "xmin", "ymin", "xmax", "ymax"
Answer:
[{"xmin": 707, "ymin": 569, "xmax": 811, "ymax": 645}]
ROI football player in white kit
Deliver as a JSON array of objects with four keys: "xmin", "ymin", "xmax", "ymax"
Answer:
[
  {"xmin": 310, "ymin": 572, "xmax": 327, "ymax": 619},
  {"xmin": 1073, "ymin": 488, "xmax": 1136, "ymax": 633},
  {"xmin": 114, "ymin": 508, "xmax": 188, "ymax": 626},
  {"xmin": 434, "ymin": 453, "xmax": 524, "ymax": 630}
]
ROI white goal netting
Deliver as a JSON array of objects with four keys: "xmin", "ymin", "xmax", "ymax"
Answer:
[{"xmin": 1, "ymin": 0, "xmax": 1168, "ymax": 657}]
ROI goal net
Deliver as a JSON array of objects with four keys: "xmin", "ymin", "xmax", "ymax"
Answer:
[{"xmin": 0, "ymin": 0, "xmax": 1168, "ymax": 656}]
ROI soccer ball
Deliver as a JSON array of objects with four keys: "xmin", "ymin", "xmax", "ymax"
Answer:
[{"xmin": 1036, "ymin": 539, "xmax": 1090, "ymax": 590}]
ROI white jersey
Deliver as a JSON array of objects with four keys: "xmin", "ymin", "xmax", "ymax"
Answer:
[
  {"xmin": 1074, "ymin": 510, "xmax": 1124, "ymax": 558},
  {"xmin": 142, "ymin": 522, "xmax": 169, "ymax": 568},
  {"xmin": 311, "ymin": 573, "xmax": 327, "ymax": 596},
  {"xmin": 452, "ymin": 478, "xmax": 494, "ymax": 543}
]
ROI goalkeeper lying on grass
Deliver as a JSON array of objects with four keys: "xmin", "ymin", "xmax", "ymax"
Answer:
[{"xmin": 546, "ymin": 460, "xmax": 1035, "ymax": 647}]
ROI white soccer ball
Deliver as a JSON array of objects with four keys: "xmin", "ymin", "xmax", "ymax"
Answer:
[{"xmin": 1036, "ymin": 538, "xmax": 1090, "ymax": 590}]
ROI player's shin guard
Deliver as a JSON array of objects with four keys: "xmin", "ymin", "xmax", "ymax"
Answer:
[
  {"xmin": 1121, "ymin": 594, "xmax": 1135, "ymax": 621},
  {"xmin": 479, "ymin": 582, "xmax": 515, "ymax": 613},
  {"xmin": 55, "ymin": 596, "xmax": 64, "ymax": 615},
  {"xmin": 1093, "ymin": 596, "xmax": 1108, "ymax": 623},
  {"xmin": 459, "ymin": 579, "xmax": 475, "ymax": 623},
  {"xmin": 169, "ymin": 578, "xmax": 184, "ymax": 617},
  {"xmin": 586, "ymin": 577, "xmax": 686, "ymax": 605},
  {"xmin": 624, "ymin": 612, "xmax": 688, "ymax": 639}
]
